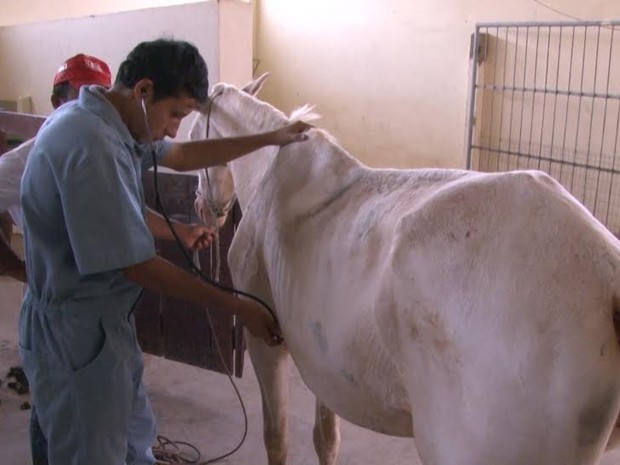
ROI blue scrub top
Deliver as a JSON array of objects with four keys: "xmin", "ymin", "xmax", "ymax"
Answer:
[{"xmin": 20, "ymin": 85, "xmax": 171, "ymax": 310}]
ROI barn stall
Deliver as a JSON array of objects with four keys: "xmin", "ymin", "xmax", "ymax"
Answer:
[
  {"xmin": 2, "ymin": 1, "xmax": 620, "ymax": 465},
  {"xmin": 0, "ymin": 3, "xmax": 422, "ymax": 464}
]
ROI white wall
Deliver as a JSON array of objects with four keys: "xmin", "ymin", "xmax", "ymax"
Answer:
[
  {"xmin": 0, "ymin": 3, "xmax": 219, "ymax": 119},
  {"xmin": 0, "ymin": 0, "xmax": 208, "ymax": 27},
  {"xmin": 255, "ymin": 0, "xmax": 620, "ymax": 169},
  {"xmin": 0, "ymin": 1, "xmax": 253, "ymax": 141}
]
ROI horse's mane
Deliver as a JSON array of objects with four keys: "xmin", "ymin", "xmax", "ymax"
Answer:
[
  {"xmin": 288, "ymin": 104, "xmax": 341, "ymax": 147},
  {"xmin": 289, "ymin": 104, "xmax": 321, "ymax": 124}
]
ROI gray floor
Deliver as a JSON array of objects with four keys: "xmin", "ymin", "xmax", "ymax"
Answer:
[
  {"xmin": 1, "ymin": 237, "xmax": 620, "ymax": 464},
  {"xmin": 0, "ymin": 268, "xmax": 418, "ymax": 465}
]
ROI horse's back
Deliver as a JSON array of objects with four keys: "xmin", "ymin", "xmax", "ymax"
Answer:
[{"xmin": 374, "ymin": 169, "xmax": 620, "ymax": 464}]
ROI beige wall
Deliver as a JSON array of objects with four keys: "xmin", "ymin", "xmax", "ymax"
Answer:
[
  {"xmin": 3, "ymin": 0, "xmax": 618, "ymax": 169},
  {"xmin": 255, "ymin": 0, "xmax": 620, "ymax": 169},
  {"xmin": 219, "ymin": 1, "xmax": 254, "ymax": 87}
]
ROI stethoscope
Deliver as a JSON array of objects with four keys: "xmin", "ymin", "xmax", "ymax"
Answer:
[
  {"xmin": 139, "ymin": 93, "xmax": 280, "ymax": 332},
  {"xmin": 139, "ymin": 93, "xmax": 283, "ymax": 463}
]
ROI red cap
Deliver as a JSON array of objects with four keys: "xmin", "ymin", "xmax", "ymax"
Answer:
[{"xmin": 53, "ymin": 54, "xmax": 112, "ymax": 89}]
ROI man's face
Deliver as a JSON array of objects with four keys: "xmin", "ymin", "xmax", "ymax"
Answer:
[{"xmin": 139, "ymin": 93, "xmax": 198, "ymax": 143}]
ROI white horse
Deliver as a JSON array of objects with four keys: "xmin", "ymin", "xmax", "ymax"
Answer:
[{"xmin": 189, "ymin": 74, "xmax": 620, "ymax": 465}]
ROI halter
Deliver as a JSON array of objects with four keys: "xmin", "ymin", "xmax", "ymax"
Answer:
[{"xmin": 195, "ymin": 89, "xmax": 237, "ymax": 226}]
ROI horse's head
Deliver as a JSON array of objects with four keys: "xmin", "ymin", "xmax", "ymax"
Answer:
[
  {"xmin": 189, "ymin": 73, "xmax": 277, "ymax": 228},
  {"xmin": 193, "ymin": 165, "xmax": 235, "ymax": 228},
  {"xmin": 189, "ymin": 73, "xmax": 318, "ymax": 228}
]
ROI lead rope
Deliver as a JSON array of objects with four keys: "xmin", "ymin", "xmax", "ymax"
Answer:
[
  {"xmin": 152, "ymin": 92, "xmax": 251, "ymax": 465},
  {"xmin": 153, "ymin": 232, "xmax": 250, "ymax": 465}
]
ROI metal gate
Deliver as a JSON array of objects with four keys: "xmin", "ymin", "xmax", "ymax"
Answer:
[{"xmin": 466, "ymin": 20, "xmax": 620, "ymax": 234}]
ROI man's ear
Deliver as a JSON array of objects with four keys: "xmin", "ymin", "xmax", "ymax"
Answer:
[{"xmin": 133, "ymin": 78, "xmax": 154, "ymax": 101}]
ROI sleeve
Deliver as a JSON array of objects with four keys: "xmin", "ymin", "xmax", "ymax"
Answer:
[
  {"xmin": 140, "ymin": 140, "xmax": 173, "ymax": 172},
  {"xmin": 57, "ymin": 144, "xmax": 156, "ymax": 275},
  {"xmin": 0, "ymin": 138, "xmax": 34, "ymax": 213}
]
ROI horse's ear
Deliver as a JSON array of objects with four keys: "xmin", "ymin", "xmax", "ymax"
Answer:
[{"xmin": 242, "ymin": 72, "xmax": 270, "ymax": 96}]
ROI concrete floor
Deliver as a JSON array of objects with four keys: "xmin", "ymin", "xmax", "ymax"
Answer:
[
  {"xmin": 0, "ymin": 271, "xmax": 419, "ymax": 465},
  {"xmin": 1, "ymin": 241, "xmax": 620, "ymax": 464}
]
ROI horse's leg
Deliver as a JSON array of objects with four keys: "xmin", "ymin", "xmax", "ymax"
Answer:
[
  {"xmin": 312, "ymin": 399, "xmax": 340, "ymax": 465},
  {"xmin": 247, "ymin": 334, "xmax": 290, "ymax": 465},
  {"xmin": 606, "ymin": 416, "xmax": 620, "ymax": 451},
  {"xmin": 606, "ymin": 427, "xmax": 620, "ymax": 451}
]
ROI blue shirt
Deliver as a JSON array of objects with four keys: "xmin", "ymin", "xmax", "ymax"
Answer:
[{"xmin": 20, "ymin": 85, "xmax": 170, "ymax": 309}]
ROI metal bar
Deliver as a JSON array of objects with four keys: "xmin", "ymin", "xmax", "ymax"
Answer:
[
  {"xmin": 527, "ymin": 26, "xmax": 542, "ymax": 171},
  {"xmin": 536, "ymin": 26, "xmax": 552, "ymax": 170},
  {"xmin": 559, "ymin": 26, "xmax": 577, "ymax": 183},
  {"xmin": 495, "ymin": 26, "xmax": 511, "ymax": 172},
  {"xmin": 471, "ymin": 145, "xmax": 620, "ymax": 176},
  {"xmin": 604, "ymin": 102, "xmax": 620, "ymax": 227},
  {"xmin": 486, "ymin": 26, "xmax": 501, "ymax": 172},
  {"xmin": 465, "ymin": 26, "xmax": 481, "ymax": 170},
  {"xmin": 547, "ymin": 26, "xmax": 564, "ymax": 174},
  {"xmin": 506, "ymin": 27, "xmax": 520, "ymax": 170},
  {"xmin": 582, "ymin": 25, "xmax": 602, "ymax": 204},
  {"xmin": 476, "ymin": 20, "xmax": 620, "ymax": 28},
  {"xmin": 593, "ymin": 25, "xmax": 613, "ymax": 217},
  {"xmin": 516, "ymin": 26, "xmax": 531, "ymax": 170},
  {"xmin": 569, "ymin": 25, "xmax": 589, "ymax": 192},
  {"xmin": 476, "ymin": 84, "xmax": 620, "ymax": 101}
]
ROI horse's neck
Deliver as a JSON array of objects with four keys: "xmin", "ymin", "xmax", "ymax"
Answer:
[
  {"xmin": 230, "ymin": 146, "xmax": 279, "ymax": 212},
  {"xmin": 222, "ymin": 92, "xmax": 294, "ymax": 211},
  {"xmin": 262, "ymin": 131, "xmax": 365, "ymax": 219}
]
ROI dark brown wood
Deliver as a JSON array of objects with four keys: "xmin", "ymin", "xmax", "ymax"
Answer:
[
  {"xmin": 0, "ymin": 131, "xmax": 8, "ymax": 154},
  {"xmin": 0, "ymin": 110, "xmax": 45, "ymax": 140},
  {"xmin": 231, "ymin": 202, "xmax": 247, "ymax": 377},
  {"xmin": 136, "ymin": 170, "xmax": 246, "ymax": 376},
  {"xmin": 0, "ymin": 110, "xmax": 45, "ymax": 159}
]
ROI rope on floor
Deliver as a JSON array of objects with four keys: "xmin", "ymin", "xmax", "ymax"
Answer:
[{"xmin": 153, "ymin": 435, "xmax": 201, "ymax": 465}]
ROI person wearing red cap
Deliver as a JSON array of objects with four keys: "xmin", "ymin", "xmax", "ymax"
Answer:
[
  {"xmin": 0, "ymin": 53, "xmax": 114, "ymax": 465},
  {"xmin": 1, "ymin": 53, "xmax": 113, "ymax": 279},
  {"xmin": 50, "ymin": 53, "xmax": 112, "ymax": 108}
]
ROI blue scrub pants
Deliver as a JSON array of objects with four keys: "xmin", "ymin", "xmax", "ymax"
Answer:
[
  {"xmin": 19, "ymin": 294, "xmax": 157, "ymax": 465},
  {"xmin": 30, "ymin": 405, "xmax": 49, "ymax": 465}
]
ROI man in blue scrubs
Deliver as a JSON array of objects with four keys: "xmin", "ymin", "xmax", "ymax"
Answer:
[
  {"xmin": 2, "ymin": 52, "xmax": 220, "ymax": 465},
  {"xmin": 19, "ymin": 39, "xmax": 309, "ymax": 465}
]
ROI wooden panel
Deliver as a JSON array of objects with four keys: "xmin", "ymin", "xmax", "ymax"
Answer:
[
  {"xmin": 136, "ymin": 170, "xmax": 245, "ymax": 376},
  {"xmin": 0, "ymin": 110, "xmax": 45, "ymax": 140},
  {"xmin": 231, "ymin": 202, "xmax": 247, "ymax": 376},
  {"xmin": 0, "ymin": 110, "xmax": 45, "ymax": 161},
  {"xmin": 0, "ymin": 131, "xmax": 8, "ymax": 154}
]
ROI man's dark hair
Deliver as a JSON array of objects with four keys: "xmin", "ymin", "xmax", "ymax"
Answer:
[
  {"xmin": 51, "ymin": 82, "xmax": 73, "ymax": 102},
  {"xmin": 116, "ymin": 38, "xmax": 209, "ymax": 103}
]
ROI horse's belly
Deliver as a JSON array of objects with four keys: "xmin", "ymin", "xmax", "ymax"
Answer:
[
  {"xmin": 276, "ymin": 265, "xmax": 413, "ymax": 435},
  {"xmin": 287, "ymin": 342, "xmax": 413, "ymax": 437}
]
